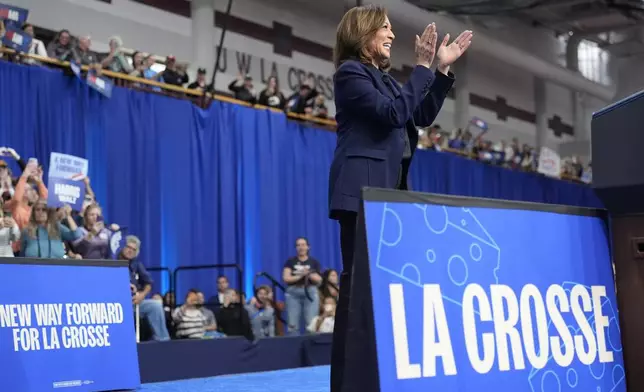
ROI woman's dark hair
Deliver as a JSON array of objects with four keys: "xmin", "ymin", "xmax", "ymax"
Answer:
[
  {"xmin": 321, "ymin": 269, "xmax": 339, "ymax": 299},
  {"xmin": 333, "ymin": 4, "xmax": 389, "ymax": 70},
  {"xmin": 295, "ymin": 236, "xmax": 309, "ymax": 246},
  {"xmin": 22, "ymin": 23, "xmax": 33, "ymax": 30}
]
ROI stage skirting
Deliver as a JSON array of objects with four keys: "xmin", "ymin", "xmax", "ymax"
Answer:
[{"xmin": 137, "ymin": 334, "xmax": 332, "ymax": 383}]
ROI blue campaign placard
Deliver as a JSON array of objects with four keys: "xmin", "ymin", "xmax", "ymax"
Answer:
[
  {"xmin": 47, "ymin": 177, "xmax": 85, "ymax": 211},
  {"xmin": 1, "ymin": 27, "xmax": 32, "ymax": 53},
  {"xmin": 363, "ymin": 198, "xmax": 624, "ymax": 392},
  {"xmin": 0, "ymin": 3, "xmax": 29, "ymax": 27},
  {"xmin": 0, "ymin": 260, "xmax": 140, "ymax": 392}
]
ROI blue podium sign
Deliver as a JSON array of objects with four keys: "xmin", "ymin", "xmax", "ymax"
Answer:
[
  {"xmin": 0, "ymin": 258, "xmax": 140, "ymax": 392},
  {"xmin": 348, "ymin": 188, "xmax": 624, "ymax": 392}
]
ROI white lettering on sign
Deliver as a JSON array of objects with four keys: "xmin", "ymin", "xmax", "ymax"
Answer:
[
  {"xmin": 11, "ymin": 33, "xmax": 23, "ymax": 46},
  {"xmin": 390, "ymin": 283, "xmax": 615, "ymax": 378},
  {"xmin": 54, "ymin": 183, "xmax": 81, "ymax": 204},
  {"xmin": 8, "ymin": 10, "xmax": 19, "ymax": 21}
]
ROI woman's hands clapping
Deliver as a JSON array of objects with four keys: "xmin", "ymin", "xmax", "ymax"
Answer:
[
  {"xmin": 415, "ymin": 23, "xmax": 473, "ymax": 72},
  {"xmin": 415, "ymin": 23, "xmax": 438, "ymax": 69},
  {"xmin": 436, "ymin": 30, "xmax": 473, "ymax": 72}
]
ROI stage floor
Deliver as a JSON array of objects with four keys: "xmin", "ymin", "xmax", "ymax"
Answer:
[{"xmin": 139, "ymin": 366, "xmax": 330, "ymax": 392}]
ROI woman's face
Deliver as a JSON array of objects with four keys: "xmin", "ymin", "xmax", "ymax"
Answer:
[
  {"xmin": 109, "ymin": 39, "xmax": 118, "ymax": 51},
  {"xmin": 85, "ymin": 206, "xmax": 99, "ymax": 226},
  {"xmin": 268, "ymin": 77, "xmax": 277, "ymax": 89},
  {"xmin": 33, "ymin": 204, "xmax": 48, "ymax": 224},
  {"xmin": 59, "ymin": 32, "xmax": 70, "ymax": 46},
  {"xmin": 24, "ymin": 25, "xmax": 34, "ymax": 37},
  {"xmin": 367, "ymin": 16, "xmax": 394, "ymax": 63},
  {"xmin": 328, "ymin": 270, "xmax": 338, "ymax": 285}
]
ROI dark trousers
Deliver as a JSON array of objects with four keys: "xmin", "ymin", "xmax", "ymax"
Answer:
[{"xmin": 330, "ymin": 211, "xmax": 357, "ymax": 392}]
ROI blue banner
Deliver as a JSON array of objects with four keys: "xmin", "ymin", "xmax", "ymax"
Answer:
[
  {"xmin": 1, "ymin": 27, "xmax": 31, "ymax": 53},
  {"xmin": 363, "ymin": 199, "xmax": 623, "ymax": 392},
  {"xmin": 86, "ymin": 70, "xmax": 113, "ymax": 98},
  {"xmin": 0, "ymin": 3, "xmax": 29, "ymax": 28},
  {"xmin": 48, "ymin": 177, "xmax": 85, "ymax": 210},
  {"xmin": 0, "ymin": 259, "xmax": 140, "ymax": 391}
]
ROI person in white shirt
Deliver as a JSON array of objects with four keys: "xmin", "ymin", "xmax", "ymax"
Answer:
[
  {"xmin": 307, "ymin": 296, "xmax": 336, "ymax": 334},
  {"xmin": 0, "ymin": 207, "xmax": 19, "ymax": 257},
  {"xmin": 22, "ymin": 24, "xmax": 48, "ymax": 64}
]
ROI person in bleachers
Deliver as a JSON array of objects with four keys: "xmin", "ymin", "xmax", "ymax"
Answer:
[
  {"xmin": 520, "ymin": 144, "xmax": 535, "ymax": 171},
  {"xmin": 142, "ymin": 54, "xmax": 164, "ymax": 87},
  {"xmin": 173, "ymin": 289, "xmax": 209, "ymax": 339},
  {"xmin": 228, "ymin": 74, "xmax": 256, "ymax": 104},
  {"xmin": 212, "ymin": 275, "xmax": 230, "ymax": 307},
  {"xmin": 195, "ymin": 290, "xmax": 218, "ymax": 333},
  {"xmin": 72, "ymin": 36, "xmax": 99, "ymax": 66},
  {"xmin": 161, "ymin": 56, "xmax": 189, "ymax": 87},
  {"xmin": 22, "ymin": 24, "xmax": 48, "ymax": 62},
  {"xmin": 100, "ymin": 36, "xmax": 133, "ymax": 74},
  {"xmin": 448, "ymin": 128, "xmax": 464, "ymax": 150},
  {"xmin": 307, "ymin": 296, "xmax": 336, "ymax": 334},
  {"xmin": 129, "ymin": 51, "xmax": 145, "ymax": 77},
  {"xmin": 286, "ymin": 78, "xmax": 318, "ymax": 114},
  {"xmin": 20, "ymin": 202, "xmax": 81, "ymax": 258},
  {"xmin": 217, "ymin": 289, "xmax": 254, "ymax": 340},
  {"xmin": 245, "ymin": 285, "xmax": 275, "ymax": 338},
  {"xmin": 257, "ymin": 76, "xmax": 286, "ymax": 109},
  {"xmin": 70, "ymin": 204, "xmax": 119, "ymax": 260},
  {"xmin": 0, "ymin": 206, "xmax": 19, "ymax": 257},
  {"xmin": 187, "ymin": 68, "xmax": 213, "ymax": 92},
  {"xmin": 306, "ymin": 95, "xmax": 329, "ymax": 119},
  {"xmin": 319, "ymin": 269, "xmax": 339, "ymax": 306},
  {"xmin": 121, "ymin": 235, "xmax": 170, "ymax": 341},
  {"xmin": 46, "ymin": 29, "xmax": 74, "ymax": 62},
  {"xmin": 283, "ymin": 237, "xmax": 322, "ymax": 335}
]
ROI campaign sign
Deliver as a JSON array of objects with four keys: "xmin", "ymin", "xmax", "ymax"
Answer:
[
  {"xmin": 1, "ymin": 27, "xmax": 32, "ymax": 53},
  {"xmin": 0, "ymin": 258, "xmax": 140, "ymax": 392},
  {"xmin": 49, "ymin": 152, "xmax": 88, "ymax": 180},
  {"xmin": 352, "ymin": 188, "xmax": 624, "ymax": 392},
  {"xmin": 48, "ymin": 177, "xmax": 85, "ymax": 210},
  {"xmin": 86, "ymin": 70, "xmax": 113, "ymax": 98},
  {"xmin": 0, "ymin": 3, "xmax": 29, "ymax": 28}
]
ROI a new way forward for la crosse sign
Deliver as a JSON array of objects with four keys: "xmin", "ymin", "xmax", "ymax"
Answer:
[{"xmin": 358, "ymin": 188, "xmax": 624, "ymax": 392}]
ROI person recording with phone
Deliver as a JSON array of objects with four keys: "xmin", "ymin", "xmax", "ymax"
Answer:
[
  {"xmin": 70, "ymin": 203, "xmax": 120, "ymax": 259},
  {"xmin": 328, "ymin": 5, "xmax": 472, "ymax": 392}
]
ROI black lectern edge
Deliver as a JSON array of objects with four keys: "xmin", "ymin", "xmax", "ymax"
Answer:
[
  {"xmin": 0, "ymin": 257, "xmax": 128, "ymax": 267},
  {"xmin": 361, "ymin": 187, "xmax": 607, "ymax": 219}
]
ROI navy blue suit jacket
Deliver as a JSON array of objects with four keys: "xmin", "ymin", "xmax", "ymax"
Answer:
[{"xmin": 328, "ymin": 60, "xmax": 454, "ymax": 219}]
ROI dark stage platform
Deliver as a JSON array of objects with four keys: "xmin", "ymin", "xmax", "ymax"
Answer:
[{"xmin": 137, "ymin": 334, "xmax": 332, "ymax": 383}]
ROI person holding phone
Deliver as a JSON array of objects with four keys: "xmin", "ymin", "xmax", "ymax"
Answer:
[
  {"xmin": 70, "ymin": 203, "xmax": 118, "ymax": 260},
  {"xmin": 21, "ymin": 201, "xmax": 82, "ymax": 259},
  {"xmin": 5, "ymin": 160, "xmax": 48, "ymax": 255}
]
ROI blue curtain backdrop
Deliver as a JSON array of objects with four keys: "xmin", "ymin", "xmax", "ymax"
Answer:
[{"xmin": 0, "ymin": 61, "xmax": 601, "ymax": 300}]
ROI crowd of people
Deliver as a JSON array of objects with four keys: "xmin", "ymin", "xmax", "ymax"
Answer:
[
  {"xmin": 143, "ymin": 237, "xmax": 339, "ymax": 342},
  {"xmin": 0, "ymin": 145, "xmax": 339, "ymax": 342},
  {"xmin": 418, "ymin": 124, "xmax": 592, "ymax": 182}
]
